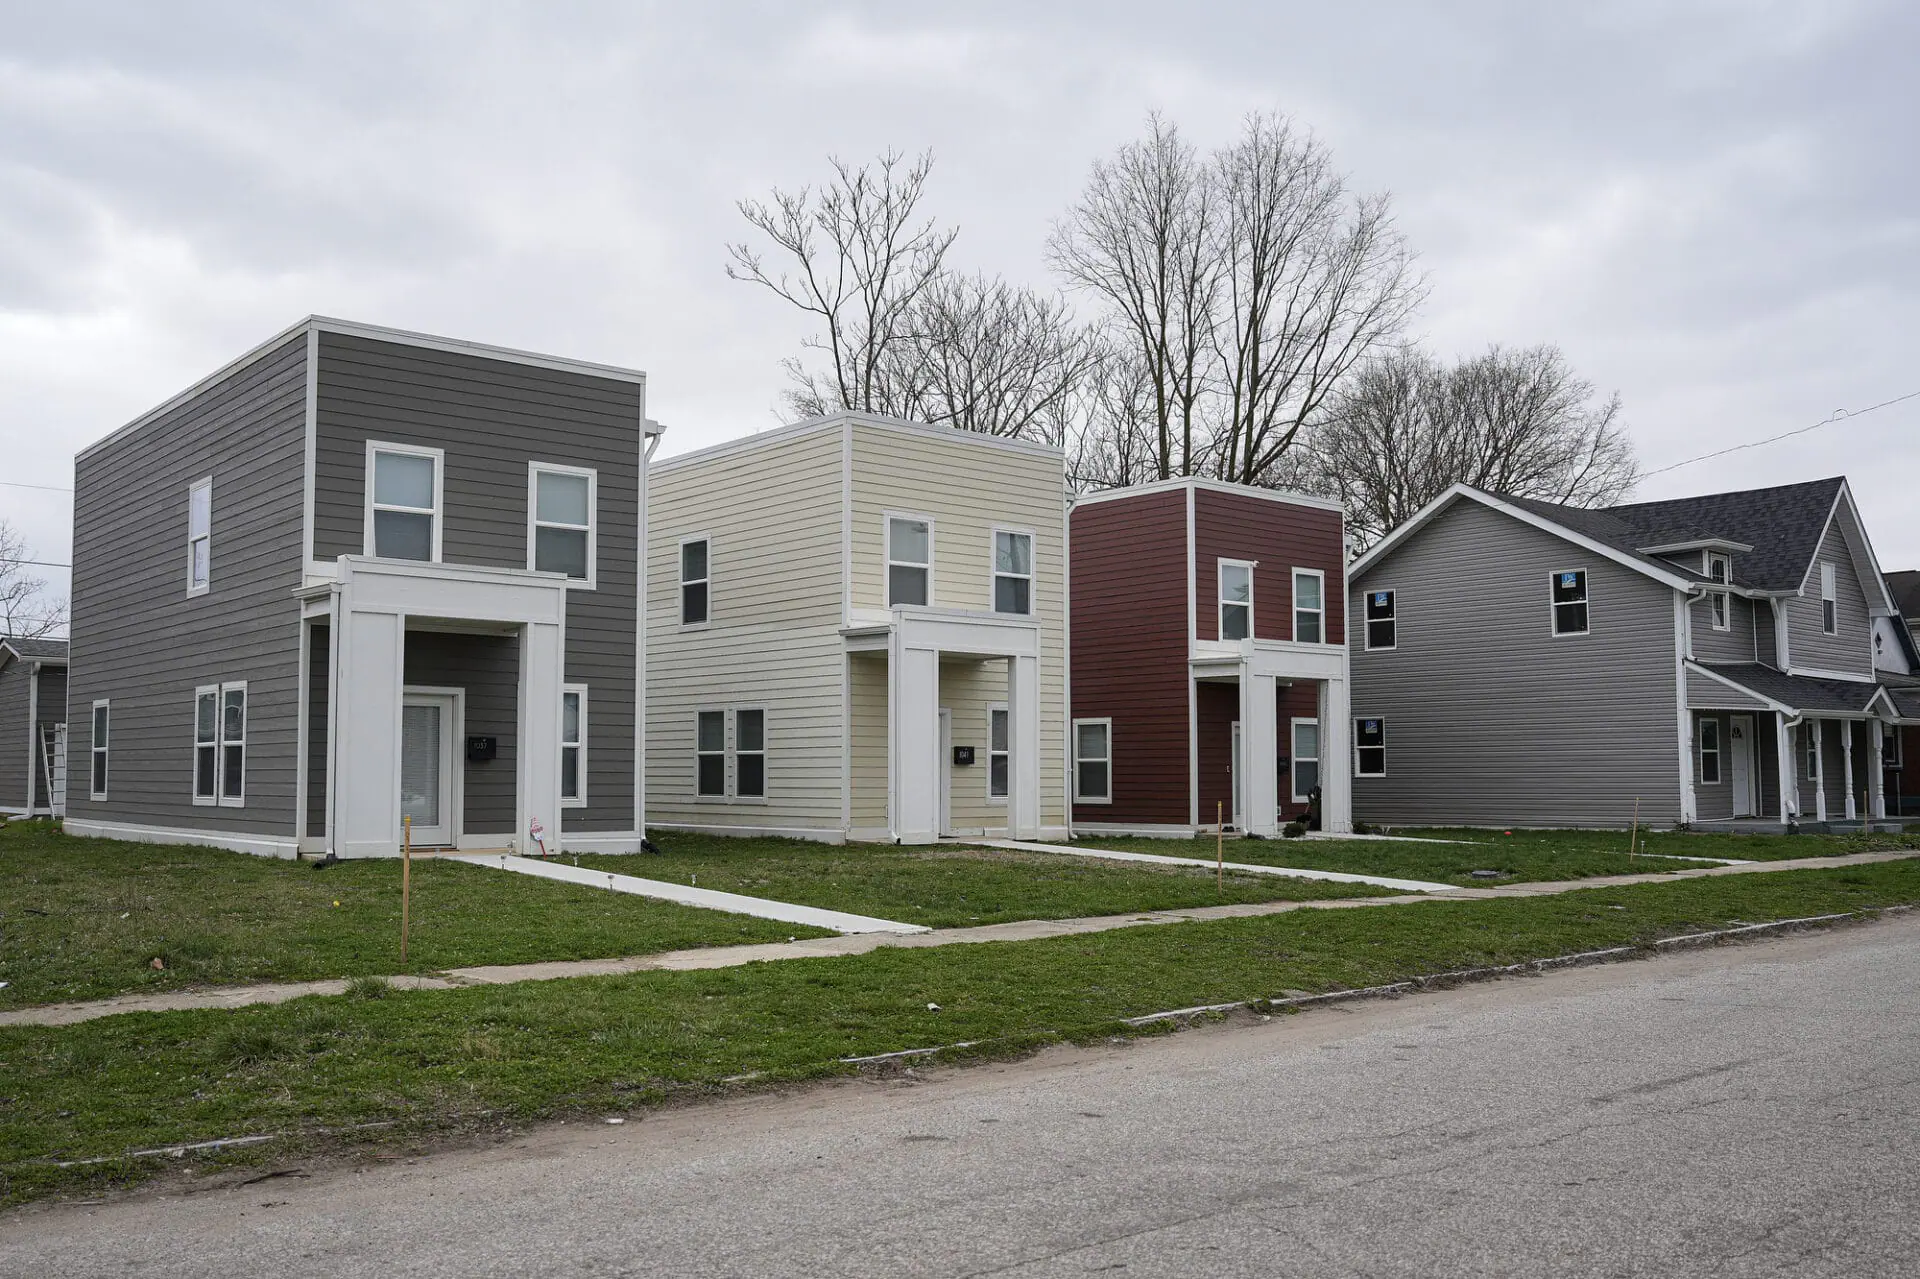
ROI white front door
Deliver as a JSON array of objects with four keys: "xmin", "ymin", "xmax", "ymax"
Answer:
[
  {"xmin": 400, "ymin": 693, "xmax": 457, "ymax": 846},
  {"xmin": 1729, "ymin": 714, "xmax": 1756, "ymax": 818}
]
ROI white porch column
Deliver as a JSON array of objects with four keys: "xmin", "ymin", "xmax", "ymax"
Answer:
[
  {"xmin": 1842, "ymin": 721, "xmax": 1856, "ymax": 820},
  {"xmin": 1007, "ymin": 653, "xmax": 1042, "ymax": 840},
  {"xmin": 890, "ymin": 641, "xmax": 941, "ymax": 844},
  {"xmin": 1242, "ymin": 668, "xmax": 1280, "ymax": 838},
  {"xmin": 1776, "ymin": 712, "xmax": 1796, "ymax": 822},
  {"xmin": 333, "ymin": 607, "xmax": 405, "ymax": 857},
  {"xmin": 1869, "ymin": 722, "xmax": 1886, "ymax": 820},
  {"xmin": 1318, "ymin": 676, "xmax": 1353, "ymax": 835},
  {"xmin": 518, "ymin": 619, "xmax": 566, "ymax": 854},
  {"xmin": 1813, "ymin": 719, "xmax": 1828, "ymax": 823}
]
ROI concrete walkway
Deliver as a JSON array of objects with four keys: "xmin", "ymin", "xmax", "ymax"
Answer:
[
  {"xmin": 980, "ymin": 838, "xmax": 1457, "ymax": 893},
  {"xmin": 2, "ymin": 849, "xmax": 1912, "ymax": 1029},
  {"xmin": 440, "ymin": 852, "xmax": 929, "ymax": 936}
]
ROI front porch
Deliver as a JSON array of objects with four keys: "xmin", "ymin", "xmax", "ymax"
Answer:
[{"xmin": 1190, "ymin": 637, "xmax": 1352, "ymax": 837}]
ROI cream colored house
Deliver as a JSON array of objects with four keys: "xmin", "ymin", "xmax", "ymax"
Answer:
[{"xmin": 645, "ymin": 413, "xmax": 1069, "ymax": 843}]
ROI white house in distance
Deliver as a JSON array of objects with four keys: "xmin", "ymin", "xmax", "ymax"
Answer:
[{"xmin": 644, "ymin": 412, "xmax": 1070, "ymax": 844}]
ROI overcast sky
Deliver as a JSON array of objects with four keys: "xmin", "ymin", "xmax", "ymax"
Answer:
[{"xmin": 4, "ymin": 1, "xmax": 1917, "ymax": 614}]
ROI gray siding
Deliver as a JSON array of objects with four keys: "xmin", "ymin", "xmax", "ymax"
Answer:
[
  {"xmin": 68, "ymin": 335, "xmax": 309, "ymax": 835},
  {"xmin": 1755, "ymin": 600, "xmax": 1779, "ymax": 666},
  {"xmin": 0, "ymin": 659, "xmax": 27, "ymax": 811},
  {"xmin": 1350, "ymin": 499, "xmax": 1685, "ymax": 828},
  {"xmin": 404, "ymin": 630, "xmax": 520, "ymax": 835},
  {"xmin": 32, "ymin": 666, "xmax": 67, "ymax": 809},
  {"xmin": 1691, "ymin": 710, "xmax": 1774, "ymax": 822},
  {"xmin": 311, "ymin": 333, "xmax": 643, "ymax": 833},
  {"xmin": 1786, "ymin": 520, "xmax": 1873, "ymax": 677},
  {"xmin": 307, "ymin": 625, "xmax": 329, "ymax": 838},
  {"xmin": 1691, "ymin": 592, "xmax": 1758, "ymax": 663}
]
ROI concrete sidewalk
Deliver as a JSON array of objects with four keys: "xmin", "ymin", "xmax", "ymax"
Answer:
[
  {"xmin": 2, "ymin": 849, "xmax": 1912, "ymax": 1028},
  {"xmin": 978, "ymin": 838, "xmax": 1457, "ymax": 893}
]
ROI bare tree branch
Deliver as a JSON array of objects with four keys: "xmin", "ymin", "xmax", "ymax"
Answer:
[{"xmin": 0, "ymin": 521, "xmax": 67, "ymax": 640}]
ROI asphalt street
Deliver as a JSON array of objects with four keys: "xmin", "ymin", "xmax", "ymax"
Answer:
[{"xmin": 7, "ymin": 914, "xmax": 1920, "ymax": 1278}]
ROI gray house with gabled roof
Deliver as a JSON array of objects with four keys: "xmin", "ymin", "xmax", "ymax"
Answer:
[
  {"xmin": 0, "ymin": 637, "xmax": 68, "ymax": 817},
  {"xmin": 1347, "ymin": 476, "xmax": 1911, "ymax": 830}
]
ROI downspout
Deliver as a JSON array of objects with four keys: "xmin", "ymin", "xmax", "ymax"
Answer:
[{"xmin": 1062, "ymin": 486, "xmax": 1076, "ymax": 842}]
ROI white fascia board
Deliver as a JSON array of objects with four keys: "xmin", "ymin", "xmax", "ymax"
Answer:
[
  {"xmin": 1786, "ymin": 664, "xmax": 1878, "ymax": 684},
  {"xmin": 1638, "ymin": 538, "xmax": 1755, "ymax": 556},
  {"xmin": 1797, "ymin": 484, "xmax": 1899, "ymax": 616},
  {"xmin": 652, "ymin": 417, "xmax": 845, "ymax": 474},
  {"xmin": 655, "ymin": 411, "xmax": 1064, "ymax": 478},
  {"xmin": 1071, "ymin": 475, "xmax": 1344, "ymax": 514},
  {"xmin": 1351, "ymin": 485, "xmax": 1695, "ymax": 592}
]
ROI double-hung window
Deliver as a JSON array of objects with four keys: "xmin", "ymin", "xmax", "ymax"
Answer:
[
  {"xmin": 695, "ymin": 708, "xmax": 765, "ymax": 800},
  {"xmin": 1804, "ymin": 724, "xmax": 1820, "ymax": 781},
  {"xmin": 1291, "ymin": 719, "xmax": 1321, "ymax": 802},
  {"xmin": 1698, "ymin": 717, "xmax": 1722, "ymax": 785},
  {"xmin": 1219, "ymin": 561, "xmax": 1254, "ymax": 641},
  {"xmin": 1551, "ymin": 569, "xmax": 1589, "ymax": 636},
  {"xmin": 193, "ymin": 683, "xmax": 247, "ymax": 805},
  {"xmin": 561, "ymin": 685, "xmax": 587, "ymax": 807},
  {"xmin": 1707, "ymin": 554, "xmax": 1731, "ymax": 631},
  {"xmin": 367, "ymin": 442, "xmax": 442, "ymax": 561},
  {"xmin": 988, "ymin": 705, "xmax": 1009, "ymax": 800},
  {"xmin": 680, "ymin": 537, "xmax": 710, "ymax": 626},
  {"xmin": 186, "ymin": 477, "xmax": 212, "ymax": 595},
  {"xmin": 993, "ymin": 530, "xmax": 1033, "ymax": 615},
  {"xmin": 735, "ymin": 709, "xmax": 766, "ymax": 799},
  {"xmin": 1820, "ymin": 563, "xmax": 1837, "ymax": 635},
  {"xmin": 529, "ymin": 464, "xmax": 596, "ymax": 586},
  {"xmin": 1364, "ymin": 589, "xmax": 1396, "ymax": 650},
  {"xmin": 696, "ymin": 711, "xmax": 727, "ymax": 796},
  {"xmin": 1293, "ymin": 569, "xmax": 1325, "ymax": 643},
  {"xmin": 1355, "ymin": 717, "xmax": 1387, "ymax": 777},
  {"xmin": 887, "ymin": 517, "xmax": 931, "ymax": 607},
  {"xmin": 90, "ymin": 701, "xmax": 110, "ymax": 800},
  {"xmin": 1073, "ymin": 719, "xmax": 1111, "ymax": 803}
]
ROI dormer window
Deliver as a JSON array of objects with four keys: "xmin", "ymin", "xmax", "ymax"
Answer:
[{"xmin": 1707, "ymin": 553, "xmax": 1731, "ymax": 632}]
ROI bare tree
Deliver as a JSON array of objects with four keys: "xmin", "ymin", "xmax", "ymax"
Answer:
[
  {"xmin": 1298, "ymin": 344, "xmax": 1640, "ymax": 546},
  {"xmin": 1208, "ymin": 113, "xmax": 1423, "ymax": 486},
  {"xmin": 1047, "ymin": 113, "xmax": 1219, "ymax": 479},
  {"xmin": 727, "ymin": 150, "xmax": 956, "ymax": 419},
  {"xmin": 1062, "ymin": 340, "xmax": 1164, "ymax": 489},
  {"xmin": 0, "ymin": 520, "xmax": 67, "ymax": 639}
]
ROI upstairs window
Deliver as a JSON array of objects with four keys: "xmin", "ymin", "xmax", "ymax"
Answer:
[
  {"xmin": 1293, "ymin": 569, "xmax": 1325, "ymax": 644},
  {"xmin": 994, "ymin": 530, "xmax": 1033, "ymax": 615},
  {"xmin": 1698, "ymin": 716, "xmax": 1721, "ymax": 785},
  {"xmin": 1074, "ymin": 719, "xmax": 1112, "ymax": 803},
  {"xmin": 696, "ymin": 710, "xmax": 726, "ymax": 796},
  {"xmin": 888, "ymin": 517, "xmax": 931, "ymax": 607},
  {"xmin": 1551, "ymin": 569, "xmax": 1589, "ymax": 636},
  {"xmin": 989, "ymin": 706, "xmax": 1010, "ymax": 799},
  {"xmin": 1365, "ymin": 589, "xmax": 1396, "ymax": 651},
  {"xmin": 1219, "ymin": 561, "xmax": 1254, "ymax": 641},
  {"xmin": 530, "ymin": 464, "xmax": 595, "ymax": 586},
  {"xmin": 1355, "ymin": 717, "xmax": 1387, "ymax": 777},
  {"xmin": 1707, "ymin": 553, "xmax": 1730, "ymax": 631},
  {"xmin": 1820, "ymin": 562, "xmax": 1837, "ymax": 635},
  {"xmin": 186, "ymin": 477, "xmax": 212, "ymax": 595},
  {"xmin": 90, "ymin": 701, "xmax": 109, "ymax": 799},
  {"xmin": 561, "ymin": 686, "xmax": 587, "ymax": 807},
  {"xmin": 367, "ymin": 443, "xmax": 442, "ymax": 562},
  {"xmin": 680, "ymin": 537, "xmax": 710, "ymax": 626}
]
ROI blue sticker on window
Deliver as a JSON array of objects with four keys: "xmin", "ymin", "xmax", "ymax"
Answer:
[
  {"xmin": 1560, "ymin": 572, "xmax": 1578, "ymax": 588},
  {"xmin": 1365, "ymin": 720, "xmax": 1379, "ymax": 732},
  {"xmin": 1373, "ymin": 592, "xmax": 1388, "ymax": 606}
]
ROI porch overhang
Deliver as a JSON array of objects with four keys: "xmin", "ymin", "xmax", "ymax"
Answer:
[
  {"xmin": 1189, "ymin": 637, "xmax": 1352, "ymax": 837},
  {"xmin": 1686, "ymin": 661, "xmax": 1897, "ymax": 722}
]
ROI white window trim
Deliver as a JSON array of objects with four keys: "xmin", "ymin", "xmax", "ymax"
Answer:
[
  {"xmin": 1698, "ymin": 716, "xmax": 1722, "ymax": 785},
  {"xmin": 186, "ymin": 476, "xmax": 212, "ymax": 597},
  {"xmin": 733, "ymin": 706, "xmax": 768, "ymax": 803},
  {"xmin": 990, "ymin": 526, "xmax": 1036, "ymax": 617},
  {"xmin": 1292, "ymin": 567, "xmax": 1326, "ymax": 644},
  {"xmin": 1707, "ymin": 553, "xmax": 1731, "ymax": 632},
  {"xmin": 217, "ymin": 680, "xmax": 248, "ymax": 807},
  {"xmin": 1290, "ymin": 716, "xmax": 1321, "ymax": 803},
  {"xmin": 363, "ymin": 440, "xmax": 446, "ymax": 562},
  {"xmin": 1550, "ymin": 567, "xmax": 1591, "ymax": 638},
  {"xmin": 987, "ymin": 702, "xmax": 1009, "ymax": 805},
  {"xmin": 1804, "ymin": 723, "xmax": 1820, "ymax": 781},
  {"xmin": 561, "ymin": 684, "xmax": 588, "ymax": 808},
  {"xmin": 194, "ymin": 684, "xmax": 219, "ymax": 806},
  {"xmin": 1354, "ymin": 716, "xmax": 1387, "ymax": 778},
  {"xmin": 1885, "ymin": 724, "xmax": 1904, "ymax": 770},
  {"xmin": 1218, "ymin": 558, "xmax": 1256, "ymax": 641},
  {"xmin": 695, "ymin": 708, "xmax": 728, "ymax": 800},
  {"xmin": 677, "ymin": 532, "xmax": 712, "ymax": 630},
  {"xmin": 90, "ymin": 699, "xmax": 109, "ymax": 800},
  {"xmin": 885, "ymin": 511, "xmax": 936, "ymax": 609},
  {"xmin": 1363, "ymin": 587, "xmax": 1397, "ymax": 652},
  {"xmin": 1820, "ymin": 562, "xmax": 1837, "ymax": 635},
  {"xmin": 527, "ymin": 461, "xmax": 598, "ymax": 590},
  {"xmin": 1073, "ymin": 717, "xmax": 1113, "ymax": 804}
]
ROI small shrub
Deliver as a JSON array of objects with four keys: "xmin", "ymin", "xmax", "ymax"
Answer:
[
  {"xmin": 211, "ymin": 1023, "xmax": 294, "ymax": 1069},
  {"xmin": 346, "ymin": 975, "xmax": 392, "ymax": 1000},
  {"xmin": 1282, "ymin": 821, "xmax": 1307, "ymax": 839}
]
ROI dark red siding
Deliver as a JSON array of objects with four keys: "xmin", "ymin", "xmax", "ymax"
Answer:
[
  {"xmin": 1070, "ymin": 489, "xmax": 1191, "ymax": 825},
  {"xmin": 1892, "ymin": 726, "xmax": 1920, "ymax": 817},
  {"xmin": 1196, "ymin": 679, "xmax": 1320, "ymax": 828},
  {"xmin": 1193, "ymin": 488, "xmax": 1346, "ymax": 644}
]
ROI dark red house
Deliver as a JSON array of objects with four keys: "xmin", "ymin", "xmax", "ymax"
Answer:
[{"xmin": 1069, "ymin": 478, "xmax": 1353, "ymax": 836}]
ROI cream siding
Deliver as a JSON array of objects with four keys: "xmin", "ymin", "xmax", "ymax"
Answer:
[
  {"xmin": 848, "ymin": 652, "xmax": 888, "ymax": 830},
  {"xmin": 939, "ymin": 656, "xmax": 1009, "ymax": 834}
]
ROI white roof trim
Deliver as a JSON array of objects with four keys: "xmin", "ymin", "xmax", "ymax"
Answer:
[
  {"xmin": 1795, "ymin": 482, "xmax": 1898, "ymax": 615},
  {"xmin": 1072, "ymin": 475, "xmax": 1344, "ymax": 514},
  {"xmin": 1682, "ymin": 662, "xmax": 1794, "ymax": 716},
  {"xmin": 655, "ymin": 410, "xmax": 1063, "ymax": 475},
  {"xmin": 0, "ymin": 640, "xmax": 68, "ymax": 666},
  {"xmin": 78, "ymin": 317, "xmax": 652, "ymax": 464},
  {"xmin": 1639, "ymin": 538, "xmax": 1754, "ymax": 556},
  {"xmin": 1350, "ymin": 484, "xmax": 1695, "ymax": 591}
]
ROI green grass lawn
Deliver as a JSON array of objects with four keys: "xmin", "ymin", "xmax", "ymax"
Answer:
[
  {"xmin": 1070, "ymin": 827, "xmax": 1920, "ymax": 886},
  {"xmin": 0, "ymin": 821, "xmax": 827, "ymax": 1009},
  {"xmin": 577, "ymin": 833, "xmax": 1392, "ymax": 929},
  {"xmin": 5, "ymin": 858, "xmax": 1918, "ymax": 1208}
]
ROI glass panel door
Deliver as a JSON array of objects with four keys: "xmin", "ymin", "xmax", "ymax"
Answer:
[{"xmin": 400, "ymin": 697, "xmax": 454, "ymax": 845}]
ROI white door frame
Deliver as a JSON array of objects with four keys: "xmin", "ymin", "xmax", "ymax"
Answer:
[
  {"xmin": 401, "ymin": 686, "xmax": 463, "ymax": 847},
  {"xmin": 1230, "ymin": 720, "xmax": 1243, "ymax": 831},
  {"xmin": 1729, "ymin": 713, "xmax": 1756, "ymax": 818},
  {"xmin": 937, "ymin": 706, "xmax": 953, "ymax": 838}
]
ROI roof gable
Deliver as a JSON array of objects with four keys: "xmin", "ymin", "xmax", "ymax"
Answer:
[
  {"xmin": 1601, "ymin": 477, "xmax": 1846, "ymax": 592},
  {"xmin": 0, "ymin": 637, "xmax": 68, "ymax": 663}
]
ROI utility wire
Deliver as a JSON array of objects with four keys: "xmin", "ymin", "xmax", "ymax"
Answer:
[
  {"xmin": 1641, "ymin": 389, "xmax": 1920, "ymax": 479},
  {"xmin": 6, "ymin": 559, "xmax": 72, "ymax": 569},
  {"xmin": 0, "ymin": 478, "xmax": 73, "ymax": 493}
]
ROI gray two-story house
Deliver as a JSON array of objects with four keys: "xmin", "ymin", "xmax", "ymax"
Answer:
[
  {"xmin": 1347, "ymin": 477, "xmax": 1908, "ymax": 830},
  {"xmin": 66, "ymin": 317, "xmax": 657, "ymax": 858}
]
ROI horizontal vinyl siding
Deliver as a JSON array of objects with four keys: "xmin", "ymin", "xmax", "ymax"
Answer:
[
  {"xmin": 67, "ymin": 335, "xmax": 308, "ymax": 835},
  {"xmin": 1070, "ymin": 490, "xmax": 1190, "ymax": 825},
  {"xmin": 1691, "ymin": 592, "xmax": 1758, "ymax": 664},
  {"xmin": 940, "ymin": 656, "xmax": 1008, "ymax": 834},
  {"xmin": 1193, "ymin": 489, "xmax": 1346, "ymax": 644},
  {"xmin": 1756, "ymin": 600, "xmax": 1779, "ymax": 666},
  {"xmin": 1787, "ymin": 520, "xmax": 1874, "ymax": 677},
  {"xmin": 405, "ymin": 632, "xmax": 520, "ymax": 835},
  {"xmin": 1684, "ymin": 670, "xmax": 1770, "ymax": 712},
  {"xmin": 849, "ymin": 653, "xmax": 887, "ymax": 828},
  {"xmin": 647, "ymin": 429, "xmax": 845, "ymax": 831},
  {"xmin": 851, "ymin": 424, "xmax": 1069, "ymax": 829},
  {"xmin": 1350, "ymin": 499, "xmax": 1684, "ymax": 828},
  {"xmin": 32, "ymin": 667, "xmax": 67, "ymax": 810},
  {"xmin": 312, "ymin": 333, "xmax": 643, "ymax": 832},
  {"xmin": 0, "ymin": 662, "xmax": 28, "ymax": 809}
]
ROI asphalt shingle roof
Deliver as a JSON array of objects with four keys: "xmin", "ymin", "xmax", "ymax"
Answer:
[
  {"xmin": 0, "ymin": 637, "xmax": 68, "ymax": 662},
  {"xmin": 1886, "ymin": 570, "xmax": 1920, "ymax": 620},
  {"xmin": 1693, "ymin": 662, "xmax": 1889, "ymax": 715}
]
